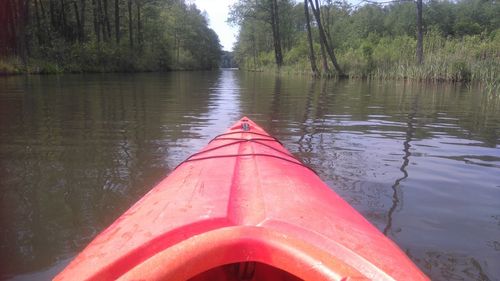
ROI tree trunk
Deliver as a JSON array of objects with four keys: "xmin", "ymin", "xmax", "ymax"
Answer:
[
  {"xmin": 308, "ymin": 0, "xmax": 344, "ymax": 77},
  {"xmin": 115, "ymin": 0, "xmax": 120, "ymax": 43},
  {"xmin": 128, "ymin": 0, "xmax": 133, "ymax": 48},
  {"xmin": 39, "ymin": 0, "xmax": 53, "ymax": 44},
  {"xmin": 319, "ymin": 36, "xmax": 329, "ymax": 73},
  {"xmin": 273, "ymin": 0, "xmax": 282, "ymax": 66},
  {"xmin": 10, "ymin": 0, "xmax": 18, "ymax": 48},
  {"xmin": 39, "ymin": 0, "xmax": 47, "ymax": 24},
  {"xmin": 270, "ymin": 0, "xmax": 283, "ymax": 67},
  {"xmin": 50, "ymin": 0, "xmax": 56, "ymax": 29},
  {"xmin": 416, "ymin": 0, "xmax": 424, "ymax": 64},
  {"xmin": 34, "ymin": 0, "xmax": 43, "ymax": 45},
  {"xmin": 176, "ymin": 37, "xmax": 179, "ymax": 64},
  {"xmin": 251, "ymin": 26, "xmax": 257, "ymax": 69},
  {"xmin": 16, "ymin": 0, "xmax": 30, "ymax": 64},
  {"xmin": 92, "ymin": 0, "xmax": 100, "ymax": 43},
  {"xmin": 136, "ymin": 0, "xmax": 142, "ymax": 48},
  {"xmin": 304, "ymin": 0, "xmax": 318, "ymax": 75},
  {"xmin": 73, "ymin": 0, "xmax": 81, "ymax": 42},
  {"xmin": 310, "ymin": 0, "xmax": 328, "ymax": 72},
  {"xmin": 97, "ymin": 0, "xmax": 107, "ymax": 41},
  {"xmin": 173, "ymin": 29, "xmax": 178, "ymax": 64},
  {"xmin": 60, "ymin": 0, "xmax": 68, "ymax": 39},
  {"xmin": 7, "ymin": 0, "xmax": 17, "ymax": 55},
  {"xmin": 25, "ymin": 0, "xmax": 31, "ymax": 57},
  {"xmin": 103, "ymin": 0, "xmax": 111, "ymax": 40},
  {"xmin": 80, "ymin": 0, "xmax": 86, "ymax": 42},
  {"xmin": 0, "ymin": 0, "xmax": 13, "ymax": 55}
]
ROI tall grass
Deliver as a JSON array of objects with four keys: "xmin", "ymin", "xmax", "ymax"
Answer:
[
  {"xmin": 0, "ymin": 39, "xmax": 215, "ymax": 74},
  {"xmin": 245, "ymin": 29, "xmax": 500, "ymax": 92},
  {"xmin": 0, "ymin": 57, "xmax": 23, "ymax": 75}
]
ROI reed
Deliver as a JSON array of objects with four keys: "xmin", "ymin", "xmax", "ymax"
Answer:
[
  {"xmin": 0, "ymin": 57, "xmax": 23, "ymax": 75},
  {"xmin": 250, "ymin": 30, "xmax": 499, "ymax": 91}
]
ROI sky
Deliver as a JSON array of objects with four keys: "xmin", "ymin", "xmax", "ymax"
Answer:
[{"xmin": 192, "ymin": 0, "xmax": 239, "ymax": 51}]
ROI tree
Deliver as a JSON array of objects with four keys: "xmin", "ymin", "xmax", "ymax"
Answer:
[
  {"xmin": 416, "ymin": 0, "xmax": 423, "ymax": 64},
  {"xmin": 308, "ymin": 0, "xmax": 344, "ymax": 76},
  {"xmin": 80, "ymin": 0, "xmax": 86, "ymax": 42},
  {"xmin": 270, "ymin": 0, "xmax": 283, "ymax": 67},
  {"xmin": 72, "ymin": 0, "xmax": 86, "ymax": 43},
  {"xmin": 136, "ymin": 0, "xmax": 142, "ymax": 48},
  {"xmin": 229, "ymin": 0, "xmax": 284, "ymax": 68},
  {"xmin": 115, "ymin": 0, "xmax": 120, "ymax": 43},
  {"xmin": 104, "ymin": 0, "xmax": 111, "ymax": 40},
  {"xmin": 0, "ymin": 0, "xmax": 222, "ymax": 72},
  {"xmin": 92, "ymin": 0, "xmax": 100, "ymax": 42},
  {"xmin": 304, "ymin": 0, "xmax": 318, "ymax": 75},
  {"xmin": 34, "ymin": 0, "xmax": 43, "ymax": 44},
  {"xmin": 128, "ymin": 0, "xmax": 133, "ymax": 48}
]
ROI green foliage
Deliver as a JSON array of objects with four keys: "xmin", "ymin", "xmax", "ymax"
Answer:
[
  {"xmin": 233, "ymin": 0, "xmax": 499, "ymax": 84},
  {"xmin": 1, "ymin": 0, "xmax": 221, "ymax": 74},
  {"xmin": 284, "ymin": 36, "xmax": 309, "ymax": 64},
  {"xmin": 220, "ymin": 51, "xmax": 238, "ymax": 68},
  {"xmin": 0, "ymin": 57, "xmax": 23, "ymax": 75},
  {"xmin": 27, "ymin": 59, "xmax": 63, "ymax": 74},
  {"xmin": 230, "ymin": 0, "xmax": 297, "ymax": 67}
]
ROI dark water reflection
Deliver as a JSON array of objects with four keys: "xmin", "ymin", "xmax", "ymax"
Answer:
[{"xmin": 1, "ymin": 70, "xmax": 499, "ymax": 280}]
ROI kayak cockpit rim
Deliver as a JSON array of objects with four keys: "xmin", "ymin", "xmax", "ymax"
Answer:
[{"xmin": 113, "ymin": 225, "xmax": 372, "ymax": 281}]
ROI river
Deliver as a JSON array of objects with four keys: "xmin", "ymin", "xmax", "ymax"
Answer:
[{"xmin": 1, "ymin": 70, "xmax": 499, "ymax": 280}]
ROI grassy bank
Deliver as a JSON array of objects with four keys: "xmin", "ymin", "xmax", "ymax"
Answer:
[
  {"xmin": 0, "ymin": 41, "xmax": 218, "ymax": 75},
  {"xmin": 240, "ymin": 31, "xmax": 499, "ymax": 89},
  {"xmin": 0, "ymin": 57, "xmax": 24, "ymax": 75}
]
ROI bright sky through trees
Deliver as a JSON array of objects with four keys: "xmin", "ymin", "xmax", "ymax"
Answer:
[
  {"xmin": 193, "ymin": 0, "xmax": 377, "ymax": 51},
  {"xmin": 193, "ymin": 0, "xmax": 238, "ymax": 51}
]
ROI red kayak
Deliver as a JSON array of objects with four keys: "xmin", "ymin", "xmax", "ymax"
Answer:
[{"xmin": 55, "ymin": 117, "xmax": 428, "ymax": 280}]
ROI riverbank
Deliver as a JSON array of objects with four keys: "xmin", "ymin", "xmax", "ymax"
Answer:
[
  {"xmin": 1, "ymin": 0, "xmax": 221, "ymax": 76},
  {"xmin": 0, "ymin": 44, "xmax": 218, "ymax": 75},
  {"xmin": 3, "ymin": 33, "xmax": 498, "ymax": 94},
  {"xmin": 239, "ymin": 32, "xmax": 499, "ymax": 91}
]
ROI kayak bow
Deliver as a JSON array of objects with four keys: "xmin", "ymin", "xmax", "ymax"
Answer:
[{"xmin": 55, "ymin": 117, "xmax": 428, "ymax": 281}]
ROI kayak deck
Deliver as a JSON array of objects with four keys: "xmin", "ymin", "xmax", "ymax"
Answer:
[{"xmin": 55, "ymin": 117, "xmax": 428, "ymax": 281}]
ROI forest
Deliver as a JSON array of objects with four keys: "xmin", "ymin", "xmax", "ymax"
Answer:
[
  {"xmin": 230, "ymin": 0, "xmax": 499, "ymax": 85},
  {"xmin": 0, "ymin": 0, "xmax": 222, "ymax": 73}
]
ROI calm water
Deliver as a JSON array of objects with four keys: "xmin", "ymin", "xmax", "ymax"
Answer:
[{"xmin": 0, "ymin": 70, "xmax": 499, "ymax": 281}]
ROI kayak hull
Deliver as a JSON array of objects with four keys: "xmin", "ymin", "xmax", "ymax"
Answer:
[{"xmin": 55, "ymin": 117, "xmax": 428, "ymax": 281}]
